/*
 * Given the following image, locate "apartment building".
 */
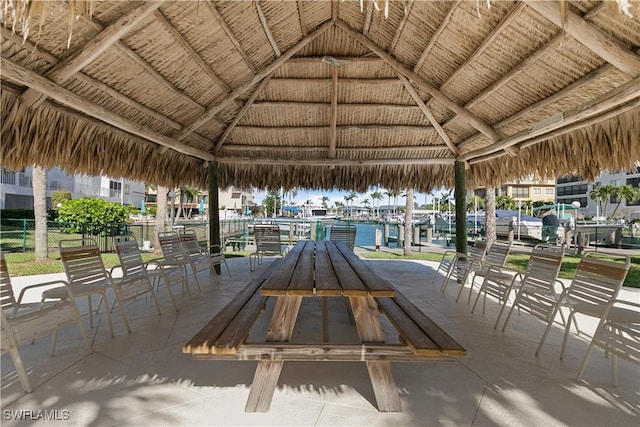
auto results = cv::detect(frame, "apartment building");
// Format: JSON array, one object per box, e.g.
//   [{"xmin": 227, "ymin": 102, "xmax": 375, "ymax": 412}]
[
  {"xmin": 557, "ymin": 164, "xmax": 640, "ymax": 219},
  {"xmin": 472, "ymin": 175, "xmax": 556, "ymax": 204},
  {"xmin": 0, "ymin": 166, "xmax": 145, "ymax": 210}
]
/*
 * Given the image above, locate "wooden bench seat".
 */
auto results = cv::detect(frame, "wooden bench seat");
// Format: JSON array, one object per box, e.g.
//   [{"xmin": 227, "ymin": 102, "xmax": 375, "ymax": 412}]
[
  {"xmin": 376, "ymin": 290, "xmax": 466, "ymax": 357},
  {"xmin": 183, "ymin": 260, "xmax": 281, "ymax": 355}
]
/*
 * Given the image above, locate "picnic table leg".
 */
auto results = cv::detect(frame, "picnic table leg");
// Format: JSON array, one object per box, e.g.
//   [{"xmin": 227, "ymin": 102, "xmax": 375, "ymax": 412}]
[
  {"xmin": 245, "ymin": 295, "xmax": 302, "ymax": 412},
  {"xmin": 349, "ymin": 296, "xmax": 402, "ymax": 412}
]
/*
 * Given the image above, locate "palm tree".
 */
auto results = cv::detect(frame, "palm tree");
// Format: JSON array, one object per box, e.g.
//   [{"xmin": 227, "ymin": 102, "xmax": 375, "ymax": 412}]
[
  {"xmin": 466, "ymin": 194, "xmax": 485, "ymax": 212},
  {"xmin": 384, "ymin": 190, "xmax": 393, "ymax": 217},
  {"xmin": 362, "ymin": 198, "xmax": 371, "ymax": 216},
  {"xmin": 610, "ymin": 184, "xmax": 639, "ymax": 218},
  {"xmin": 370, "ymin": 190, "xmax": 383, "ymax": 218},
  {"xmin": 321, "ymin": 195, "xmax": 329, "ymax": 209},
  {"xmin": 496, "ymin": 194, "xmax": 516, "ymax": 210},
  {"xmin": 589, "ymin": 184, "xmax": 616, "ymax": 218}
]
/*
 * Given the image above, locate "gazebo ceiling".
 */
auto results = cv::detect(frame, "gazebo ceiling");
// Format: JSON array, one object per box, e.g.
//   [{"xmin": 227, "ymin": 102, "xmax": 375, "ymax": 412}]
[{"xmin": 1, "ymin": 0, "xmax": 639, "ymax": 191}]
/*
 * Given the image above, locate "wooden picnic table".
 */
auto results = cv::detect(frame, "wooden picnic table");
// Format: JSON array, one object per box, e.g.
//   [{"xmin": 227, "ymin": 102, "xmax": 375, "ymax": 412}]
[{"xmin": 184, "ymin": 240, "xmax": 465, "ymax": 413}]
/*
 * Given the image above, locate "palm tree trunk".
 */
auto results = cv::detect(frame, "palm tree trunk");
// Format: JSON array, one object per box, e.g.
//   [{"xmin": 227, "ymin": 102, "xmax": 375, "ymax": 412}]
[
  {"xmin": 33, "ymin": 166, "xmax": 48, "ymax": 261},
  {"xmin": 155, "ymin": 186, "xmax": 168, "ymax": 255},
  {"xmin": 404, "ymin": 188, "xmax": 413, "ymax": 256},
  {"xmin": 485, "ymin": 187, "xmax": 497, "ymax": 247}
]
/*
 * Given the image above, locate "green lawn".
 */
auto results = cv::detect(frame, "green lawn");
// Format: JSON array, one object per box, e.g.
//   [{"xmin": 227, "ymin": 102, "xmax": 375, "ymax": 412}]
[{"xmin": 4, "ymin": 248, "xmax": 638, "ymax": 288}]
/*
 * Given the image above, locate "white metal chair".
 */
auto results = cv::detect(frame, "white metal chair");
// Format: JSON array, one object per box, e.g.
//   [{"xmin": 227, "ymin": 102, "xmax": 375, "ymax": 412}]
[
  {"xmin": 159, "ymin": 231, "xmax": 221, "ymax": 290},
  {"xmin": 459, "ymin": 240, "xmax": 512, "ymax": 303},
  {"xmin": 113, "ymin": 237, "xmax": 163, "ymax": 314},
  {"xmin": 536, "ymin": 251, "xmax": 631, "ymax": 358},
  {"xmin": 178, "ymin": 229, "xmax": 230, "ymax": 278},
  {"xmin": 250, "ymin": 224, "xmax": 287, "ymax": 271},
  {"xmin": 1, "ymin": 253, "xmax": 90, "ymax": 393},
  {"xmin": 329, "ymin": 224, "xmax": 357, "ymax": 251},
  {"xmin": 472, "ymin": 244, "xmax": 565, "ymax": 329},
  {"xmin": 576, "ymin": 299, "xmax": 640, "ymax": 386},
  {"xmin": 438, "ymin": 239, "xmax": 487, "ymax": 293}
]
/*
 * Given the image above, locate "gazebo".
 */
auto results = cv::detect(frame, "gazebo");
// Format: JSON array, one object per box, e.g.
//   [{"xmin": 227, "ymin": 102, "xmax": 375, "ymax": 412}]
[{"xmin": 1, "ymin": 0, "xmax": 639, "ymax": 253}]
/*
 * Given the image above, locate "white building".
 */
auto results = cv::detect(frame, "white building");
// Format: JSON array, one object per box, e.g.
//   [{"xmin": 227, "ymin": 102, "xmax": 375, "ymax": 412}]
[
  {"xmin": 556, "ymin": 164, "xmax": 640, "ymax": 220},
  {"xmin": 0, "ymin": 166, "xmax": 146, "ymax": 210}
]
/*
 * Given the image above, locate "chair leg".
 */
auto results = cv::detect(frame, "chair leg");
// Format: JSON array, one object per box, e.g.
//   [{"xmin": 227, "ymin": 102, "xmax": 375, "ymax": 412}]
[
  {"xmin": 87, "ymin": 295, "xmax": 94, "ymax": 329},
  {"xmin": 100, "ymin": 293, "xmax": 115, "ymax": 338},
  {"xmin": 560, "ymin": 312, "xmax": 577, "ymax": 360},
  {"xmin": 148, "ymin": 281, "xmax": 162, "ymax": 316},
  {"xmin": 8, "ymin": 346, "xmax": 32, "ymax": 393},
  {"xmin": 50, "ymin": 329, "xmax": 59, "ymax": 356},
  {"xmin": 536, "ymin": 304, "xmax": 563, "ymax": 357},
  {"xmin": 113, "ymin": 290, "xmax": 131, "ymax": 334}
]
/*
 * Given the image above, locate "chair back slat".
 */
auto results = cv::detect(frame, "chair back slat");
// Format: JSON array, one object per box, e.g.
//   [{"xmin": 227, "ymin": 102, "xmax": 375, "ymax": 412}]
[
  {"xmin": 329, "ymin": 225, "xmax": 357, "ymax": 251},
  {"xmin": 59, "ymin": 239, "xmax": 110, "ymax": 287},
  {"xmin": 254, "ymin": 225, "xmax": 283, "ymax": 255},
  {"xmin": 158, "ymin": 232, "xmax": 188, "ymax": 262},
  {"xmin": 522, "ymin": 245, "xmax": 564, "ymax": 287},
  {"xmin": 484, "ymin": 241, "xmax": 511, "ymax": 267},
  {"xmin": 115, "ymin": 239, "xmax": 146, "ymax": 277},
  {"xmin": 567, "ymin": 252, "xmax": 631, "ymax": 306},
  {"xmin": 0, "ymin": 256, "xmax": 16, "ymax": 309},
  {"xmin": 179, "ymin": 230, "xmax": 205, "ymax": 256}
]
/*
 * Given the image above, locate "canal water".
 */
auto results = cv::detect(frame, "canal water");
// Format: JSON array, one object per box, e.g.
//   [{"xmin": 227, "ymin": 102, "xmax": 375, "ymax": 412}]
[{"xmin": 325, "ymin": 222, "xmax": 449, "ymax": 248}]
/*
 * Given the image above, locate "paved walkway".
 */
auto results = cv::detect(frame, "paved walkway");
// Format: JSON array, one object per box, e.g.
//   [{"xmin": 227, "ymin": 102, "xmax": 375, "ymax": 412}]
[{"xmin": 2, "ymin": 252, "xmax": 639, "ymax": 426}]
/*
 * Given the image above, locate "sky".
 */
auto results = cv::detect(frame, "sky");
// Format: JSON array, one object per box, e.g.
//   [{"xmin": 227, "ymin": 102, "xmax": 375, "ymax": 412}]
[{"xmin": 253, "ymin": 187, "xmax": 451, "ymax": 208}]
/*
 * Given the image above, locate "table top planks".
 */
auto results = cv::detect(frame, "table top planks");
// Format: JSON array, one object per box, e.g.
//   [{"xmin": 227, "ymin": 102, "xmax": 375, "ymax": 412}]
[{"xmin": 314, "ymin": 241, "xmax": 342, "ymax": 296}]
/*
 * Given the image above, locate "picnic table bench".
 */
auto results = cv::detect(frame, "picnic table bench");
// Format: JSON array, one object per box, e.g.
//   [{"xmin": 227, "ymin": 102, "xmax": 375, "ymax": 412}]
[{"xmin": 184, "ymin": 240, "xmax": 466, "ymax": 412}]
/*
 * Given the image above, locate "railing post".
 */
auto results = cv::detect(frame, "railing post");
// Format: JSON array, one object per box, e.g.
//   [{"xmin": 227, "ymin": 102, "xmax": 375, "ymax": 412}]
[{"xmin": 22, "ymin": 218, "xmax": 27, "ymax": 251}]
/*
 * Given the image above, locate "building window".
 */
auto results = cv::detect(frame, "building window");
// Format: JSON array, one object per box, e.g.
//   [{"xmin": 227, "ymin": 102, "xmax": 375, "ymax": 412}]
[
  {"xmin": 512, "ymin": 186, "xmax": 529, "ymax": 199},
  {"xmin": 545, "ymin": 188, "xmax": 554, "ymax": 195},
  {"xmin": 109, "ymin": 180, "xmax": 122, "ymax": 198},
  {"xmin": 533, "ymin": 188, "xmax": 541, "ymax": 195}
]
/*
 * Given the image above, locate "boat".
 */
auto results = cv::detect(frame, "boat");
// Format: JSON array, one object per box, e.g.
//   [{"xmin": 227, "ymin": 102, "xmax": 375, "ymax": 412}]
[
  {"xmin": 573, "ymin": 220, "xmax": 625, "ymax": 245},
  {"xmin": 495, "ymin": 210, "xmax": 548, "ymax": 241}
]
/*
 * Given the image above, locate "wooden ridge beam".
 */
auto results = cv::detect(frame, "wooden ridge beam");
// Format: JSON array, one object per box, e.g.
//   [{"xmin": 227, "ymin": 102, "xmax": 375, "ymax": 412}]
[
  {"xmin": 1, "ymin": 57, "xmax": 214, "ymax": 161},
  {"xmin": 177, "ymin": 21, "xmax": 333, "ymax": 140},
  {"xmin": 215, "ymin": 156, "xmax": 455, "ymax": 166},
  {"xmin": 461, "ymin": 76, "xmax": 640, "ymax": 162},
  {"xmin": 256, "ymin": 0, "xmax": 281, "ymax": 57},
  {"xmin": 221, "ymin": 145, "xmax": 449, "ymax": 153},
  {"xmin": 397, "ymin": 74, "xmax": 459, "ymax": 156},
  {"xmin": 414, "ymin": 0, "xmax": 461, "ymax": 72},
  {"xmin": 525, "ymin": 1, "xmax": 640, "ymax": 77},
  {"xmin": 214, "ymin": 73, "xmax": 274, "ymax": 153},
  {"xmin": 337, "ymin": 20, "xmax": 500, "ymax": 142},
  {"xmin": 206, "ymin": 1, "xmax": 256, "ymax": 73},
  {"xmin": 154, "ymin": 10, "xmax": 230, "ymax": 92},
  {"xmin": 269, "ymin": 78, "xmax": 400, "ymax": 85},
  {"xmin": 251, "ymin": 101, "xmax": 426, "ymax": 109},
  {"xmin": 233, "ymin": 124, "xmax": 435, "ymax": 132},
  {"xmin": 20, "ymin": 1, "xmax": 163, "ymax": 108}
]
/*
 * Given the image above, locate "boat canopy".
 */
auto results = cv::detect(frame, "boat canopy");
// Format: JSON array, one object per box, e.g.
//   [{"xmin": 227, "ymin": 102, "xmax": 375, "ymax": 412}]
[{"xmin": 495, "ymin": 210, "xmax": 542, "ymax": 222}]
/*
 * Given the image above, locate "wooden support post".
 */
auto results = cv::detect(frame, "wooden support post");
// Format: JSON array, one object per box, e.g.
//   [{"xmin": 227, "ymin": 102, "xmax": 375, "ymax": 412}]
[
  {"xmin": 208, "ymin": 162, "xmax": 221, "ymax": 274},
  {"xmin": 455, "ymin": 161, "xmax": 467, "ymax": 255}
]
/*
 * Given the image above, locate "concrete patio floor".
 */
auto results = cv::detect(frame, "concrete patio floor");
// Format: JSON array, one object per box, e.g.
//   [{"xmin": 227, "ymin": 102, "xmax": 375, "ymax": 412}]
[{"xmin": 2, "ymin": 248, "xmax": 639, "ymax": 427}]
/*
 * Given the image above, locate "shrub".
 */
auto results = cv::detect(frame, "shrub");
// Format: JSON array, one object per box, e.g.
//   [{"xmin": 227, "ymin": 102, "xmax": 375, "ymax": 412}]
[{"xmin": 57, "ymin": 197, "xmax": 127, "ymax": 233}]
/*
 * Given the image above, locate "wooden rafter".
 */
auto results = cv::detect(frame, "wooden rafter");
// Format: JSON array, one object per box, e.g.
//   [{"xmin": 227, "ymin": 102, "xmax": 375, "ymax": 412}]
[
  {"xmin": 469, "ymin": 98, "xmax": 639, "ymax": 165},
  {"xmin": 445, "ymin": 33, "xmax": 565, "ymax": 131},
  {"xmin": 20, "ymin": 1, "xmax": 162, "ymax": 108},
  {"xmin": 414, "ymin": 0, "xmax": 461, "ymax": 72},
  {"xmin": 1, "ymin": 57, "xmax": 214, "ymax": 161},
  {"xmin": 215, "ymin": 157, "xmax": 455, "ymax": 166},
  {"xmin": 525, "ymin": 1, "xmax": 640, "ymax": 77},
  {"xmin": 329, "ymin": 67, "xmax": 338, "ymax": 159},
  {"xmin": 271, "ymin": 78, "xmax": 399, "ymax": 85},
  {"xmin": 363, "ymin": 1, "xmax": 374, "ymax": 36},
  {"xmin": 336, "ymin": 20, "xmax": 500, "ymax": 142},
  {"xmin": 214, "ymin": 73, "xmax": 274, "ymax": 153},
  {"xmin": 154, "ymin": 10, "xmax": 230, "ymax": 92},
  {"xmin": 0, "ymin": 27, "xmax": 182, "ymax": 131},
  {"xmin": 458, "ymin": 55, "xmax": 638, "ymax": 152},
  {"xmin": 332, "ymin": 0, "xmax": 339, "ymax": 21},
  {"xmin": 436, "ymin": 2, "xmax": 525, "ymax": 95},
  {"xmin": 251, "ymin": 101, "xmax": 426, "ymax": 110},
  {"xmin": 297, "ymin": 0, "xmax": 307, "ymax": 36},
  {"xmin": 397, "ymin": 74, "xmax": 459, "ymax": 156},
  {"xmin": 256, "ymin": 0, "xmax": 281, "ymax": 57},
  {"xmin": 176, "ymin": 21, "xmax": 333, "ymax": 140},
  {"xmin": 389, "ymin": 0, "xmax": 414, "ymax": 53},
  {"xmin": 205, "ymin": 1, "xmax": 256, "ymax": 73},
  {"xmin": 461, "ymin": 76, "xmax": 640, "ymax": 162}
]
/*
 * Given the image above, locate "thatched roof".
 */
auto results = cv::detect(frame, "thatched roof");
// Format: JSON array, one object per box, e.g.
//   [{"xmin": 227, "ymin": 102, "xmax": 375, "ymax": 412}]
[{"xmin": 1, "ymin": 1, "xmax": 639, "ymax": 191}]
